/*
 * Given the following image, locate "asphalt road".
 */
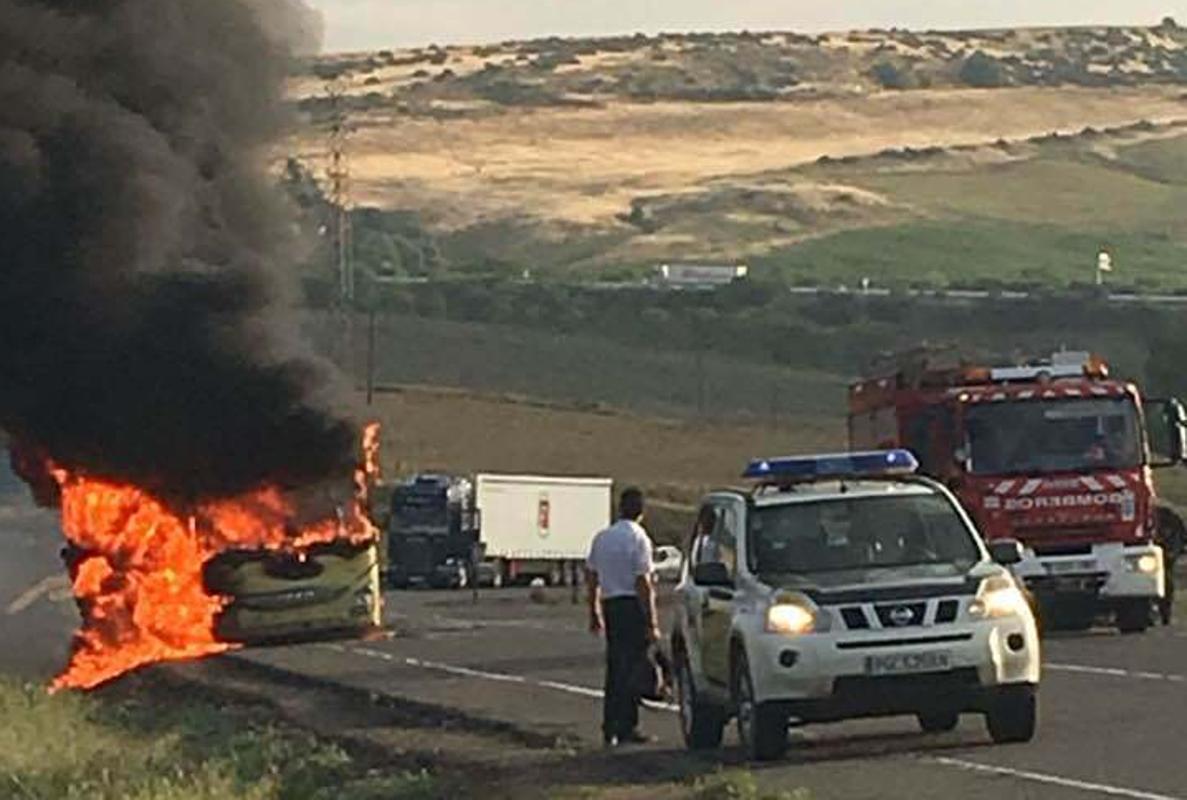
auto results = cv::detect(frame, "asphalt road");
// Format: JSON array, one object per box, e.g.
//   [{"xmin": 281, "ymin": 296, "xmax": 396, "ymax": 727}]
[
  {"xmin": 4, "ymin": 462, "xmax": 1185, "ymax": 799},
  {"xmin": 238, "ymin": 582, "xmax": 1187, "ymax": 800},
  {"xmin": 0, "ymin": 460, "xmax": 75, "ymax": 681}
]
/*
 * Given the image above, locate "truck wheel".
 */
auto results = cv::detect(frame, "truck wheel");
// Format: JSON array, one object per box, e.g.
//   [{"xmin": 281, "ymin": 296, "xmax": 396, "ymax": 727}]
[
  {"xmin": 917, "ymin": 710, "xmax": 960, "ymax": 734},
  {"xmin": 1040, "ymin": 600, "xmax": 1093, "ymax": 633},
  {"xmin": 547, "ymin": 563, "xmax": 564, "ymax": 587},
  {"xmin": 676, "ymin": 656, "xmax": 724, "ymax": 750},
  {"xmin": 1116, "ymin": 600, "xmax": 1152, "ymax": 634},
  {"xmin": 986, "ymin": 685, "xmax": 1037, "ymax": 744},
  {"xmin": 733, "ymin": 650, "xmax": 788, "ymax": 762}
]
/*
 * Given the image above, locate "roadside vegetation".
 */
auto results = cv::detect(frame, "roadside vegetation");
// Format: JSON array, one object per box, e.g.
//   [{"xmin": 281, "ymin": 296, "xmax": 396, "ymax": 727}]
[
  {"xmin": 691, "ymin": 771, "xmax": 812, "ymax": 800},
  {"xmin": 320, "ymin": 284, "xmax": 1187, "ymax": 411},
  {"xmin": 0, "ymin": 676, "xmax": 437, "ymax": 800}
]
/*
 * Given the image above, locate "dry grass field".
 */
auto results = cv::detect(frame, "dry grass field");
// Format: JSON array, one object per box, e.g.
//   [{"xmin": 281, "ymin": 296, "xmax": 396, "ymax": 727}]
[
  {"xmin": 364, "ymin": 385, "xmax": 841, "ymax": 502},
  {"xmin": 278, "ymin": 25, "xmax": 1187, "ymax": 285},
  {"xmin": 289, "ymin": 87, "xmax": 1187, "ymax": 230}
]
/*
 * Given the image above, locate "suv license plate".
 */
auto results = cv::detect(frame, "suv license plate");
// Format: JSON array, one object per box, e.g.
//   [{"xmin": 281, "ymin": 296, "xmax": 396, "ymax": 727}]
[{"xmin": 864, "ymin": 651, "xmax": 951, "ymax": 676}]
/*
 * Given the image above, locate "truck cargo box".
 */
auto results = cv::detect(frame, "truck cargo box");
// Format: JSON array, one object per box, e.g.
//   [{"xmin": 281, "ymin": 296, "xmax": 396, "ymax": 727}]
[{"xmin": 475, "ymin": 474, "xmax": 611, "ymax": 561}]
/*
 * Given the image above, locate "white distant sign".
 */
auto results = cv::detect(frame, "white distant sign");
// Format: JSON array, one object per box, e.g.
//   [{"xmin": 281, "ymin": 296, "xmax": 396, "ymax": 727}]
[
  {"xmin": 1096, "ymin": 251, "xmax": 1112, "ymax": 286},
  {"xmin": 657, "ymin": 263, "xmax": 748, "ymax": 287}
]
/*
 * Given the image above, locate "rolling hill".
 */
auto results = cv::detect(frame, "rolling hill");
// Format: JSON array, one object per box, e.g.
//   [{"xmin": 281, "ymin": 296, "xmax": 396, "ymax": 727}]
[{"xmin": 282, "ymin": 24, "xmax": 1187, "ymax": 289}]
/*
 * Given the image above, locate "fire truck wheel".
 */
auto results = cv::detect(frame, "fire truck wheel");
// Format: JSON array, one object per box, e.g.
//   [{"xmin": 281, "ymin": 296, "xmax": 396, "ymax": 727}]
[
  {"xmin": 1040, "ymin": 601, "xmax": 1093, "ymax": 633},
  {"xmin": 1116, "ymin": 600, "xmax": 1152, "ymax": 634}
]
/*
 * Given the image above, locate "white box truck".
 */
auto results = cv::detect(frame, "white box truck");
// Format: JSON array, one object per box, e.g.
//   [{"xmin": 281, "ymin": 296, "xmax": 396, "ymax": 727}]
[
  {"xmin": 475, "ymin": 473, "xmax": 611, "ymax": 586},
  {"xmin": 385, "ymin": 472, "xmax": 611, "ymax": 588}
]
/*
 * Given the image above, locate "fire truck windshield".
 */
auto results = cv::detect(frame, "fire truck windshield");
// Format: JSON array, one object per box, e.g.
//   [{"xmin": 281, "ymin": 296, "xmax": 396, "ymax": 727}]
[
  {"xmin": 749, "ymin": 494, "xmax": 981, "ymax": 577},
  {"xmin": 965, "ymin": 396, "xmax": 1140, "ymax": 476}
]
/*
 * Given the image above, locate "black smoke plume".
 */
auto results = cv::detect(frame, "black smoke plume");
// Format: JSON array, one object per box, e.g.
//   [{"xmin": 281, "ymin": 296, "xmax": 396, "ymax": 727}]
[{"xmin": 0, "ymin": 0, "xmax": 355, "ymax": 502}]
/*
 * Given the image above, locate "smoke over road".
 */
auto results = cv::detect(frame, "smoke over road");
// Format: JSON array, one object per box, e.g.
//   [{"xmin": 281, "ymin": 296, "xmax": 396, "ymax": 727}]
[{"xmin": 0, "ymin": 0, "xmax": 352, "ymax": 502}]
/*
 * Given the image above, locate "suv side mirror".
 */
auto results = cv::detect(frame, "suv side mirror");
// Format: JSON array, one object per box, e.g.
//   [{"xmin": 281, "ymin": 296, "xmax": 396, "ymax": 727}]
[
  {"xmin": 1144, "ymin": 398, "xmax": 1187, "ymax": 468},
  {"xmin": 692, "ymin": 561, "xmax": 733, "ymax": 587},
  {"xmin": 988, "ymin": 539, "xmax": 1025, "ymax": 566}
]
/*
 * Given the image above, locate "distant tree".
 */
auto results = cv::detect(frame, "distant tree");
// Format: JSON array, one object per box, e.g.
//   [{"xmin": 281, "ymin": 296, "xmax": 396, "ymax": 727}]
[
  {"xmin": 1160, "ymin": 16, "xmax": 1180, "ymax": 30},
  {"xmin": 870, "ymin": 61, "xmax": 917, "ymax": 90},
  {"xmin": 959, "ymin": 51, "xmax": 1008, "ymax": 88}
]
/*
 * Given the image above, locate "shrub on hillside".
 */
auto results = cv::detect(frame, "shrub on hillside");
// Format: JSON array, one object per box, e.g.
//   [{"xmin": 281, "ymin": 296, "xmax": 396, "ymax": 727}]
[
  {"xmin": 959, "ymin": 50, "xmax": 1008, "ymax": 87},
  {"xmin": 870, "ymin": 61, "xmax": 918, "ymax": 89}
]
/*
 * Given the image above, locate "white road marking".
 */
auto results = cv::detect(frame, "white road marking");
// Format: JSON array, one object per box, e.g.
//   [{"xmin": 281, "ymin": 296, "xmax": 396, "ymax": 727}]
[
  {"xmin": 931, "ymin": 757, "xmax": 1183, "ymax": 800},
  {"xmin": 335, "ymin": 643, "xmax": 679, "ymax": 712},
  {"xmin": 1046, "ymin": 662, "xmax": 1186, "ymax": 684},
  {"xmin": 317, "ymin": 643, "xmax": 1184, "ymax": 796},
  {"xmin": 5, "ymin": 575, "xmax": 71, "ymax": 614}
]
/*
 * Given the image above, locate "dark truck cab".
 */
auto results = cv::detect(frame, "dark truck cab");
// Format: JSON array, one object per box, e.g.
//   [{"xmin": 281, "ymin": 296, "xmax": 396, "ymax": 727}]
[{"xmin": 386, "ymin": 474, "xmax": 480, "ymax": 588}]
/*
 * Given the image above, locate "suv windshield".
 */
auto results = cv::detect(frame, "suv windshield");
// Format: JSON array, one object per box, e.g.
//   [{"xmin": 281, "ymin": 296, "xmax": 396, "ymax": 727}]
[
  {"xmin": 965, "ymin": 396, "xmax": 1140, "ymax": 476},
  {"xmin": 749, "ymin": 493, "xmax": 981, "ymax": 577}
]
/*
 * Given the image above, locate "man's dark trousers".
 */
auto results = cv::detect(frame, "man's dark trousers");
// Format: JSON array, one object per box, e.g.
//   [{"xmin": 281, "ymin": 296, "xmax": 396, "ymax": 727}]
[{"xmin": 602, "ymin": 595, "xmax": 647, "ymax": 741}]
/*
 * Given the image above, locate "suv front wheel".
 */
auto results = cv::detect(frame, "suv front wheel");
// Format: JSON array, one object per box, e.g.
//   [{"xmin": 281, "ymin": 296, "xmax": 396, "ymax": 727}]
[
  {"xmin": 733, "ymin": 649, "xmax": 788, "ymax": 761},
  {"xmin": 985, "ymin": 685, "xmax": 1037, "ymax": 744},
  {"xmin": 676, "ymin": 653, "xmax": 725, "ymax": 749}
]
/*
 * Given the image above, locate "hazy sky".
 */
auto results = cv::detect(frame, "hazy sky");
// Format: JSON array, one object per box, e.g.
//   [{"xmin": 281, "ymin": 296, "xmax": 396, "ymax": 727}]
[{"xmin": 308, "ymin": 1, "xmax": 1186, "ymax": 52}]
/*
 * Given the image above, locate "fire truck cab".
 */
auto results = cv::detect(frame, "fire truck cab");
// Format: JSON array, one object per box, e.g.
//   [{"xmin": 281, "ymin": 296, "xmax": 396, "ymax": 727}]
[{"xmin": 849, "ymin": 351, "xmax": 1187, "ymax": 633}]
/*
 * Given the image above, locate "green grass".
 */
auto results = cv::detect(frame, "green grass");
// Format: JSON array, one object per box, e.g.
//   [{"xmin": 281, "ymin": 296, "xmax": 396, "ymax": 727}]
[
  {"xmin": 756, "ymin": 218, "xmax": 1187, "ymax": 289},
  {"xmin": 0, "ymin": 677, "xmax": 437, "ymax": 800},
  {"xmin": 756, "ymin": 134, "xmax": 1187, "ymax": 290},
  {"xmin": 691, "ymin": 771, "xmax": 812, "ymax": 800},
  {"xmin": 855, "ymin": 156, "xmax": 1187, "ymax": 232},
  {"xmin": 353, "ymin": 314, "xmax": 849, "ymax": 420},
  {"xmin": 1113, "ymin": 136, "xmax": 1187, "ymax": 186}
]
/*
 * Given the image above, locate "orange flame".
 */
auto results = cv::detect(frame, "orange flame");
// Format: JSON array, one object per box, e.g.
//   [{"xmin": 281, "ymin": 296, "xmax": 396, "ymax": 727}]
[{"xmin": 50, "ymin": 423, "xmax": 381, "ymax": 691}]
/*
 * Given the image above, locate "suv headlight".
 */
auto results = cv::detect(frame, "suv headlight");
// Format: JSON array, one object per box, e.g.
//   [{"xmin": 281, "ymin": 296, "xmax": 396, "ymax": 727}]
[
  {"xmin": 1125, "ymin": 553, "xmax": 1160, "ymax": 574},
  {"xmin": 969, "ymin": 575, "xmax": 1029, "ymax": 620},
  {"xmin": 766, "ymin": 601, "xmax": 815, "ymax": 635}
]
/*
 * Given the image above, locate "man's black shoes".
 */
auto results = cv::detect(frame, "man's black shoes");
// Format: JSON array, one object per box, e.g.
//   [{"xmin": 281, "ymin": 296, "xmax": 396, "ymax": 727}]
[{"xmin": 618, "ymin": 730, "xmax": 656, "ymax": 745}]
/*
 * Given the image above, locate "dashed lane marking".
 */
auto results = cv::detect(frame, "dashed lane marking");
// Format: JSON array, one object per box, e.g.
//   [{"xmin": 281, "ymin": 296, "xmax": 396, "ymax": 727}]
[
  {"xmin": 931, "ymin": 757, "xmax": 1184, "ymax": 800},
  {"xmin": 1046, "ymin": 662, "xmax": 1186, "ymax": 684},
  {"xmin": 327, "ymin": 643, "xmax": 679, "ymax": 711},
  {"xmin": 5, "ymin": 575, "xmax": 71, "ymax": 615},
  {"xmin": 322, "ymin": 644, "xmax": 1184, "ymax": 799}
]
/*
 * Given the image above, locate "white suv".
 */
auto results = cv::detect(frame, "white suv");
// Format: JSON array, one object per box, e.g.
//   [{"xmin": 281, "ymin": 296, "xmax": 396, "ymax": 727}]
[{"xmin": 670, "ymin": 451, "xmax": 1041, "ymax": 761}]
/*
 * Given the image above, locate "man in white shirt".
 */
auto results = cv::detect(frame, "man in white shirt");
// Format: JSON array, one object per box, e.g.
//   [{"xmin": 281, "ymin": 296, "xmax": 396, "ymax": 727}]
[{"xmin": 586, "ymin": 487, "xmax": 659, "ymax": 747}]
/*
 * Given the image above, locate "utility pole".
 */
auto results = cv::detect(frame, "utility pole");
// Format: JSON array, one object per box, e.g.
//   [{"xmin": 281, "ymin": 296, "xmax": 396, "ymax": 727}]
[
  {"xmin": 325, "ymin": 79, "xmax": 356, "ymax": 377},
  {"xmin": 326, "ymin": 79, "xmax": 355, "ymax": 306}
]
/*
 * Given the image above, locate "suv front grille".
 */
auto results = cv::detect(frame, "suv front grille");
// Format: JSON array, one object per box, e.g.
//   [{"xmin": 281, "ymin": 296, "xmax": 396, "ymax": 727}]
[
  {"xmin": 874, "ymin": 602, "xmax": 926, "ymax": 628},
  {"xmin": 841, "ymin": 607, "xmax": 870, "ymax": 630},
  {"xmin": 935, "ymin": 599, "xmax": 959, "ymax": 623},
  {"xmin": 834, "ymin": 597, "xmax": 967, "ymax": 630}
]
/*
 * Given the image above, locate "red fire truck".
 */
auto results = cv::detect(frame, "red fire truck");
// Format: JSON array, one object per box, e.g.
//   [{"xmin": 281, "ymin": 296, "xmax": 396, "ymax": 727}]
[{"xmin": 849, "ymin": 350, "xmax": 1186, "ymax": 633}]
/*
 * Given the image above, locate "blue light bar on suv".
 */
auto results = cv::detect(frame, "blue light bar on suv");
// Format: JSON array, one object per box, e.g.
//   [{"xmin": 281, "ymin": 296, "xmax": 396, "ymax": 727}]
[{"xmin": 742, "ymin": 450, "xmax": 919, "ymax": 481}]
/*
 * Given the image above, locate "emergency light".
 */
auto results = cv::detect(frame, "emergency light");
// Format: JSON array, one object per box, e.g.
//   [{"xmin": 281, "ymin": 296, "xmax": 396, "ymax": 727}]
[{"xmin": 743, "ymin": 450, "xmax": 919, "ymax": 481}]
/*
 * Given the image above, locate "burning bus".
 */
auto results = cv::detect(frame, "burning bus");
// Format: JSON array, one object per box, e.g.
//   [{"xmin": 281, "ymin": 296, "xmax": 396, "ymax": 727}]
[{"xmin": 10, "ymin": 425, "xmax": 385, "ymax": 690}]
